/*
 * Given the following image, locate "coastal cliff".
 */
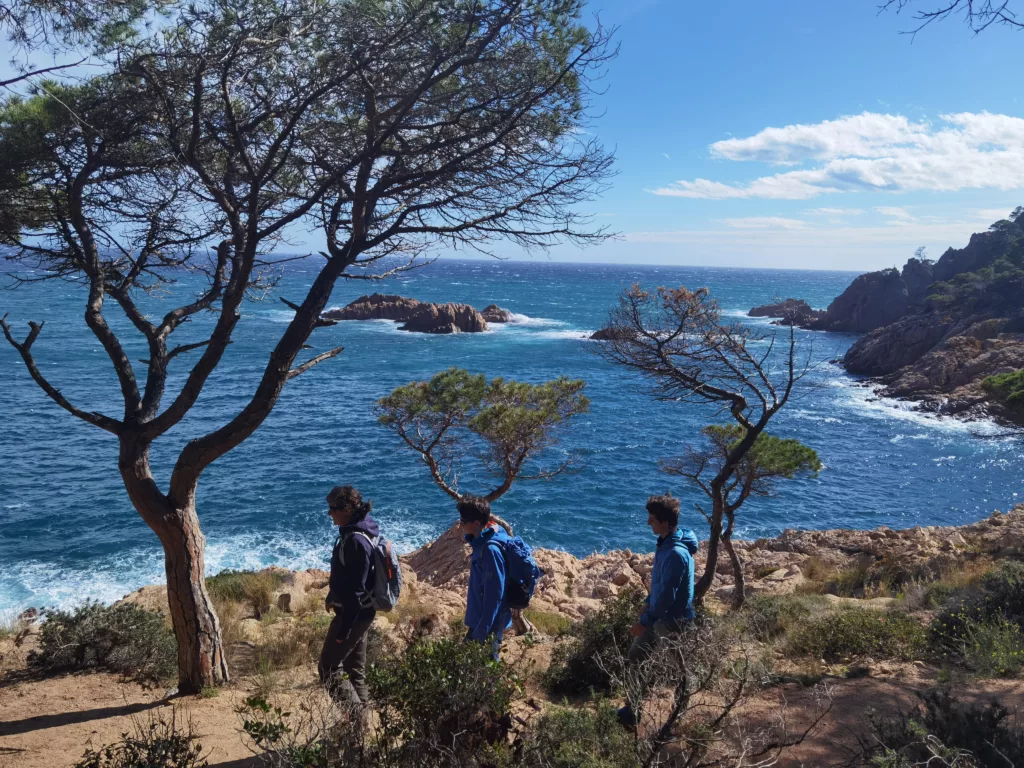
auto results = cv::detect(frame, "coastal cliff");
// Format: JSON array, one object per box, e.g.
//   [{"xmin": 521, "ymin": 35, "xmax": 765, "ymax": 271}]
[{"xmin": 750, "ymin": 213, "xmax": 1024, "ymax": 424}]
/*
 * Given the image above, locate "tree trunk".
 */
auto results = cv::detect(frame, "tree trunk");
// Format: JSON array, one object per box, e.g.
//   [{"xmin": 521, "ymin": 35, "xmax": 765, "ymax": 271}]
[
  {"xmin": 156, "ymin": 499, "xmax": 229, "ymax": 693},
  {"xmin": 120, "ymin": 438, "xmax": 228, "ymax": 693},
  {"xmin": 693, "ymin": 494, "xmax": 724, "ymax": 601},
  {"xmin": 721, "ymin": 515, "xmax": 745, "ymax": 610}
]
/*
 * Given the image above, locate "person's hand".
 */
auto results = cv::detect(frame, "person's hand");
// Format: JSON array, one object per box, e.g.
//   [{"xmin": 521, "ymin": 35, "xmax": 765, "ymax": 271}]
[
  {"xmin": 629, "ymin": 622, "xmax": 645, "ymax": 638},
  {"xmin": 324, "ymin": 598, "xmax": 331, "ymax": 613}
]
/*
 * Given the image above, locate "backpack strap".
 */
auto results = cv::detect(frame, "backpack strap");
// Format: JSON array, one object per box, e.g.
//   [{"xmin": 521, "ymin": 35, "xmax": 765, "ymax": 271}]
[{"xmin": 338, "ymin": 530, "xmax": 378, "ymax": 565}]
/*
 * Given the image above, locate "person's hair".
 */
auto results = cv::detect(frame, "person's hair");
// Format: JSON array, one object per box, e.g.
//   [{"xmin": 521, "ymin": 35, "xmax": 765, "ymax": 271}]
[
  {"xmin": 456, "ymin": 495, "xmax": 491, "ymax": 525},
  {"xmin": 646, "ymin": 494, "xmax": 680, "ymax": 528},
  {"xmin": 326, "ymin": 485, "xmax": 372, "ymax": 521}
]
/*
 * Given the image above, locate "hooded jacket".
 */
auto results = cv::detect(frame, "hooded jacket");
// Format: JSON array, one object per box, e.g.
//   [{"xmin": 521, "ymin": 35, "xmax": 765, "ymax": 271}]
[
  {"xmin": 464, "ymin": 523, "xmax": 514, "ymax": 643},
  {"xmin": 327, "ymin": 513, "xmax": 379, "ymax": 624},
  {"xmin": 639, "ymin": 528, "xmax": 699, "ymax": 627}
]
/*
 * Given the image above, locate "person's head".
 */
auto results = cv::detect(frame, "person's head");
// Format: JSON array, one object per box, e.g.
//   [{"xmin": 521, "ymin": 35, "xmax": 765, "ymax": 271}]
[
  {"xmin": 457, "ymin": 495, "xmax": 491, "ymax": 539},
  {"xmin": 645, "ymin": 494, "xmax": 679, "ymax": 538},
  {"xmin": 326, "ymin": 485, "xmax": 372, "ymax": 528}
]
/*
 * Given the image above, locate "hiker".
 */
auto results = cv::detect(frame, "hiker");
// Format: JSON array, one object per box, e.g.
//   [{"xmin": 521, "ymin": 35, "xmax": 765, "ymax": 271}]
[
  {"xmin": 319, "ymin": 485, "xmax": 380, "ymax": 708},
  {"xmin": 618, "ymin": 493, "xmax": 699, "ymax": 727},
  {"xmin": 458, "ymin": 495, "xmax": 516, "ymax": 658}
]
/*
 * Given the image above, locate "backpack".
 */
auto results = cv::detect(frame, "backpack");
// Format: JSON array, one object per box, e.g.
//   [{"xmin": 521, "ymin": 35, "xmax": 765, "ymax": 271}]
[
  {"xmin": 341, "ymin": 531, "xmax": 403, "ymax": 612},
  {"xmin": 491, "ymin": 535, "xmax": 543, "ymax": 610}
]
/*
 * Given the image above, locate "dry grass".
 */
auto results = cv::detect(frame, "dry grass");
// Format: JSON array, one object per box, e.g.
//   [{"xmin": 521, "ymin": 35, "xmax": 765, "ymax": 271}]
[{"xmin": 206, "ymin": 570, "xmax": 285, "ymax": 618}]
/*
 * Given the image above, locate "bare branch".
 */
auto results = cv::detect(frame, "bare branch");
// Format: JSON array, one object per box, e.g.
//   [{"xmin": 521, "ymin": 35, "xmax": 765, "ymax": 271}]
[{"xmin": 286, "ymin": 346, "xmax": 344, "ymax": 380}]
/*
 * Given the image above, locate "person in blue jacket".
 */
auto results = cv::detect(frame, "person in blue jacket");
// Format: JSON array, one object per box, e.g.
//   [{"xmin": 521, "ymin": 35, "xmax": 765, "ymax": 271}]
[
  {"xmin": 458, "ymin": 495, "xmax": 513, "ymax": 658},
  {"xmin": 319, "ymin": 485, "xmax": 378, "ymax": 709},
  {"xmin": 619, "ymin": 493, "xmax": 699, "ymax": 726}
]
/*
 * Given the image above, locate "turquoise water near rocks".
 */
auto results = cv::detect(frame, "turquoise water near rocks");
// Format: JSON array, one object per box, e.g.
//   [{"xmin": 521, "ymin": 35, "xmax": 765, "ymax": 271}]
[{"xmin": 2, "ymin": 258, "xmax": 1022, "ymax": 613}]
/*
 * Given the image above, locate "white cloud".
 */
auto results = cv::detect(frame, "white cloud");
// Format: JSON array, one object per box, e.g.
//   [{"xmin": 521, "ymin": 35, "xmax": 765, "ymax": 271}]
[
  {"xmin": 806, "ymin": 207, "xmax": 864, "ymax": 216},
  {"xmin": 652, "ymin": 112, "xmax": 1024, "ymax": 200},
  {"xmin": 719, "ymin": 216, "xmax": 809, "ymax": 230},
  {"xmin": 874, "ymin": 206, "xmax": 916, "ymax": 221},
  {"xmin": 662, "ymin": 152, "xmax": 671, "ymax": 160}
]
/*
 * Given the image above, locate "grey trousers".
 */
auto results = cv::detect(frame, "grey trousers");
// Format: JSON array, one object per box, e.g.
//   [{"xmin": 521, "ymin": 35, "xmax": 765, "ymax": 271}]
[{"xmin": 318, "ymin": 611, "xmax": 375, "ymax": 705}]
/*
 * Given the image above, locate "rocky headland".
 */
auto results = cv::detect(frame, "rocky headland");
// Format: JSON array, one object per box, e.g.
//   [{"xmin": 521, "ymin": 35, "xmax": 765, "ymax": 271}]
[
  {"xmin": 749, "ymin": 213, "xmax": 1024, "ymax": 425},
  {"xmin": 323, "ymin": 294, "xmax": 515, "ymax": 334}
]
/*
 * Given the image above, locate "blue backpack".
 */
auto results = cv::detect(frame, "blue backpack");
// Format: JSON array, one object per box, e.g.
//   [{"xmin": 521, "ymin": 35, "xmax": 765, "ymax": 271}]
[{"xmin": 492, "ymin": 535, "xmax": 543, "ymax": 610}]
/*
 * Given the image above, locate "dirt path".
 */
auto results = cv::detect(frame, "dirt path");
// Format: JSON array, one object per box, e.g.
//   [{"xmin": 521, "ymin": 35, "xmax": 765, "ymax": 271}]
[{"xmin": 0, "ymin": 672, "xmax": 259, "ymax": 768}]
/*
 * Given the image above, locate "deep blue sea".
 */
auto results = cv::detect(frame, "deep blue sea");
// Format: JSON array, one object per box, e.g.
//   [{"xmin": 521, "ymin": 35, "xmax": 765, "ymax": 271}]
[{"xmin": 2, "ymin": 258, "xmax": 1023, "ymax": 615}]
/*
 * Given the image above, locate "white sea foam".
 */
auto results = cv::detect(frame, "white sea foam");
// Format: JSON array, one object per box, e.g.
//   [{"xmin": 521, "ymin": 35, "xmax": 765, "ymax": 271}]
[
  {"xmin": 505, "ymin": 313, "xmax": 563, "ymax": 327},
  {"xmin": 833, "ymin": 377, "xmax": 1017, "ymax": 439},
  {"xmin": 0, "ymin": 520, "xmax": 442, "ymax": 614}
]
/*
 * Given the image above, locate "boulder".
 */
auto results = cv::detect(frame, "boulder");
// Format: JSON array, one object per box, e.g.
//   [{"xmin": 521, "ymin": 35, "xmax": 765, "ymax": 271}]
[
  {"xmin": 323, "ymin": 293, "xmax": 489, "ymax": 334},
  {"xmin": 323, "ymin": 293, "xmax": 422, "ymax": 321},
  {"xmin": 748, "ymin": 298, "xmax": 822, "ymax": 326},
  {"xmin": 480, "ymin": 304, "xmax": 514, "ymax": 323},
  {"xmin": 399, "ymin": 302, "xmax": 488, "ymax": 334},
  {"xmin": 590, "ymin": 326, "xmax": 635, "ymax": 341}
]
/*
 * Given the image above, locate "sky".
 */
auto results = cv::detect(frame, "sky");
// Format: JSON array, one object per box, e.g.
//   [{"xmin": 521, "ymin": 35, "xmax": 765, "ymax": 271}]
[
  {"xmin": 532, "ymin": 0, "xmax": 1024, "ymax": 270},
  {"xmin": 4, "ymin": 1, "xmax": 1024, "ymax": 271}
]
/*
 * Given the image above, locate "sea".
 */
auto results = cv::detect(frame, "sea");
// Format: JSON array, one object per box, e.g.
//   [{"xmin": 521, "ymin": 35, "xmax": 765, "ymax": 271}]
[{"xmin": 2, "ymin": 258, "xmax": 1022, "ymax": 615}]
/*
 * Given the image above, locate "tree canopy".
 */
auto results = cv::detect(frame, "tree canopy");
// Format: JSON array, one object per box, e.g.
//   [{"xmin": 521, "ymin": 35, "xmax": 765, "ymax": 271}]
[{"xmin": 376, "ymin": 367, "xmax": 589, "ymax": 502}]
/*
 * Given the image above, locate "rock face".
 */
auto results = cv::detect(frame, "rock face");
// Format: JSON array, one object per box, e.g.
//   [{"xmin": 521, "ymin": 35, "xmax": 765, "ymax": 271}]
[
  {"xmin": 754, "ymin": 218, "xmax": 1024, "ymax": 425},
  {"xmin": 748, "ymin": 298, "xmax": 821, "ymax": 326},
  {"xmin": 809, "ymin": 268, "xmax": 913, "ymax": 334},
  {"xmin": 323, "ymin": 293, "xmax": 489, "ymax": 334},
  {"xmin": 480, "ymin": 304, "xmax": 514, "ymax": 323},
  {"xmin": 399, "ymin": 303, "xmax": 488, "ymax": 334}
]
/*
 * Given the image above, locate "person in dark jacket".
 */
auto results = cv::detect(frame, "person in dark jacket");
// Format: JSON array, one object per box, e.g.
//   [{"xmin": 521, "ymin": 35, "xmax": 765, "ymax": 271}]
[
  {"xmin": 319, "ymin": 485, "xmax": 378, "ymax": 707},
  {"xmin": 458, "ymin": 495, "xmax": 513, "ymax": 658},
  {"xmin": 618, "ymin": 493, "xmax": 699, "ymax": 727}
]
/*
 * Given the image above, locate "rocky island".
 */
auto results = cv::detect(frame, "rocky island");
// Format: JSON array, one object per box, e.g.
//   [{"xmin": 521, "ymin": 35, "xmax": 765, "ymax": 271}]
[
  {"xmin": 750, "ymin": 212, "xmax": 1024, "ymax": 425},
  {"xmin": 322, "ymin": 293, "xmax": 514, "ymax": 334}
]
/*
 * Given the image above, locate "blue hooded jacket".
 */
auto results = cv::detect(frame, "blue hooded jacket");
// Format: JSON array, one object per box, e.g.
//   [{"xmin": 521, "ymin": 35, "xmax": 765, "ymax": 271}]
[
  {"xmin": 639, "ymin": 528, "xmax": 699, "ymax": 627},
  {"xmin": 464, "ymin": 524, "xmax": 514, "ymax": 642}
]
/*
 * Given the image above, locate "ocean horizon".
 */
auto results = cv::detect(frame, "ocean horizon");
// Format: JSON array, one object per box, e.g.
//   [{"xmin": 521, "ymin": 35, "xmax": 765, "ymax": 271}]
[{"xmin": 2, "ymin": 257, "xmax": 1022, "ymax": 615}]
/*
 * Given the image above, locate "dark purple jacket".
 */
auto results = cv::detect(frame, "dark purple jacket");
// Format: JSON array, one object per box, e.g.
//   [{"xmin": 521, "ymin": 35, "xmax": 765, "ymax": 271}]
[{"xmin": 327, "ymin": 514, "xmax": 378, "ymax": 624}]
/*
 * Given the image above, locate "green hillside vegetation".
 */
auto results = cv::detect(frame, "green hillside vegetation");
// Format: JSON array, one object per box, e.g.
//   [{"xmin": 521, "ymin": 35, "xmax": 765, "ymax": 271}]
[{"xmin": 925, "ymin": 216, "xmax": 1024, "ymax": 313}]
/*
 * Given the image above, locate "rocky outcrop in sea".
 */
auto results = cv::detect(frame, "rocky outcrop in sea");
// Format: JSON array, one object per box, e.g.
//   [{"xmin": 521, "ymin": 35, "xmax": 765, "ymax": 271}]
[{"xmin": 323, "ymin": 293, "xmax": 489, "ymax": 334}]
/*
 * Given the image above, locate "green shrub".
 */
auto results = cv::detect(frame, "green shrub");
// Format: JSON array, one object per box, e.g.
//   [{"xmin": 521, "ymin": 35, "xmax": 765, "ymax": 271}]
[
  {"xmin": 205, "ymin": 569, "xmax": 285, "ymax": 617},
  {"xmin": 740, "ymin": 594, "xmax": 826, "ymax": 642},
  {"xmin": 983, "ymin": 369, "xmax": 1024, "ymax": 412},
  {"xmin": 786, "ymin": 609, "xmax": 926, "ymax": 662},
  {"xmin": 74, "ymin": 711, "xmax": 206, "ymax": 768},
  {"xmin": 369, "ymin": 636, "xmax": 522, "ymax": 759},
  {"xmin": 525, "ymin": 702, "xmax": 638, "ymax": 768},
  {"xmin": 864, "ymin": 687, "xmax": 1024, "ymax": 768},
  {"xmin": 931, "ymin": 615, "xmax": 1024, "ymax": 678},
  {"xmin": 32, "ymin": 601, "xmax": 176, "ymax": 683},
  {"xmin": 544, "ymin": 589, "xmax": 644, "ymax": 696},
  {"xmin": 524, "ymin": 608, "xmax": 572, "ymax": 637}
]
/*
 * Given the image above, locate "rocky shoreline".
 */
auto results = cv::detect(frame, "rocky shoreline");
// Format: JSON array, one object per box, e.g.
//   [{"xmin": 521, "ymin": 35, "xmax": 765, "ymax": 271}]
[
  {"xmin": 104, "ymin": 505, "xmax": 1024, "ymax": 628},
  {"xmin": 749, "ymin": 215, "xmax": 1024, "ymax": 427}
]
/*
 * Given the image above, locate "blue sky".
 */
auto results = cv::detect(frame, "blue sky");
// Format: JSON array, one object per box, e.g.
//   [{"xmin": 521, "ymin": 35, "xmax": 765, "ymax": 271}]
[
  {"xmin": 537, "ymin": 0, "xmax": 1024, "ymax": 270},
  {"xmin": 4, "ymin": 1, "xmax": 1024, "ymax": 271}
]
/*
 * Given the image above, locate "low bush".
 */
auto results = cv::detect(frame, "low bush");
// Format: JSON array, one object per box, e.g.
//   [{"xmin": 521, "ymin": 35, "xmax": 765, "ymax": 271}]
[
  {"xmin": 241, "ymin": 636, "xmax": 522, "ymax": 768},
  {"xmin": 369, "ymin": 636, "xmax": 521, "ymax": 758},
  {"xmin": 256, "ymin": 613, "xmax": 332, "ymax": 671},
  {"xmin": 786, "ymin": 609, "xmax": 926, "ymax": 662},
  {"xmin": 74, "ymin": 711, "xmax": 206, "ymax": 768},
  {"xmin": 740, "ymin": 594, "xmax": 826, "ymax": 642},
  {"xmin": 864, "ymin": 687, "xmax": 1024, "ymax": 767},
  {"xmin": 523, "ymin": 608, "xmax": 572, "ymax": 636},
  {"xmin": 205, "ymin": 569, "xmax": 285, "ymax": 618},
  {"xmin": 524, "ymin": 702, "xmax": 637, "ymax": 768},
  {"xmin": 983, "ymin": 369, "xmax": 1024, "ymax": 413},
  {"xmin": 31, "ymin": 601, "xmax": 176, "ymax": 684},
  {"xmin": 543, "ymin": 589, "xmax": 644, "ymax": 696}
]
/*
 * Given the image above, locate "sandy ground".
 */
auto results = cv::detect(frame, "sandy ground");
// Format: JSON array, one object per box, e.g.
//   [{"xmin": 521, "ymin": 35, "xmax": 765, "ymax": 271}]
[{"xmin": 0, "ymin": 670, "xmax": 260, "ymax": 768}]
